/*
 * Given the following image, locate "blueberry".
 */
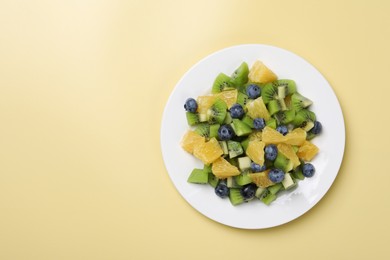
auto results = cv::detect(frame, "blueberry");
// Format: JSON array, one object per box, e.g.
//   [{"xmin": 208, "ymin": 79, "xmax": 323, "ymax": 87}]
[
  {"xmin": 265, "ymin": 144, "xmax": 278, "ymax": 161},
  {"xmin": 229, "ymin": 103, "xmax": 245, "ymax": 119},
  {"xmin": 240, "ymin": 183, "xmax": 257, "ymax": 200},
  {"xmin": 302, "ymin": 163, "xmax": 315, "ymax": 177},
  {"xmin": 218, "ymin": 125, "xmax": 235, "ymax": 141},
  {"xmin": 310, "ymin": 121, "xmax": 322, "ymax": 135},
  {"xmin": 253, "ymin": 118, "xmax": 266, "ymax": 130},
  {"xmin": 251, "ymin": 162, "xmax": 267, "ymax": 172},
  {"xmin": 184, "ymin": 98, "xmax": 198, "ymax": 113},
  {"xmin": 215, "ymin": 181, "xmax": 229, "ymax": 198},
  {"xmin": 276, "ymin": 125, "xmax": 288, "ymax": 136},
  {"xmin": 268, "ymin": 169, "xmax": 285, "ymax": 183},
  {"xmin": 246, "ymin": 84, "xmax": 261, "ymax": 99}
]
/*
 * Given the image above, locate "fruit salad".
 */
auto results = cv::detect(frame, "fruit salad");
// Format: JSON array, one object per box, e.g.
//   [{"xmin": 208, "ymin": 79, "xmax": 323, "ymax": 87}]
[{"xmin": 181, "ymin": 60, "xmax": 322, "ymax": 206}]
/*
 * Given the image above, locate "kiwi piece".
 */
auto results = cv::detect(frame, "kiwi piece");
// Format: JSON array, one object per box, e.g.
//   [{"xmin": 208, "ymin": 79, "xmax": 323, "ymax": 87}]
[
  {"xmin": 238, "ymin": 156, "xmax": 251, "ymax": 171},
  {"xmin": 291, "ymin": 168, "xmax": 305, "ymax": 180},
  {"xmin": 231, "ymin": 62, "xmax": 249, "ymax": 87},
  {"xmin": 227, "ymin": 176, "xmax": 241, "ymax": 188},
  {"xmin": 273, "ymin": 79, "xmax": 297, "ymax": 97},
  {"xmin": 195, "ymin": 123, "xmax": 210, "ymax": 138},
  {"xmin": 261, "ymin": 192, "xmax": 277, "ymax": 205},
  {"xmin": 235, "ymin": 172, "xmax": 253, "ymax": 186},
  {"xmin": 302, "ymin": 121, "xmax": 315, "ymax": 132},
  {"xmin": 255, "ymin": 187, "xmax": 267, "ymax": 198},
  {"xmin": 203, "ymin": 164, "xmax": 212, "ymax": 173},
  {"xmin": 229, "ymin": 188, "xmax": 245, "ymax": 205},
  {"xmin": 262, "ymin": 84, "xmax": 278, "ymax": 104},
  {"xmin": 292, "ymin": 109, "xmax": 316, "ymax": 127},
  {"xmin": 237, "ymin": 92, "xmax": 250, "ymax": 106},
  {"xmin": 267, "ymin": 98, "xmax": 287, "ymax": 116},
  {"xmin": 219, "ymin": 141, "xmax": 229, "ymax": 155},
  {"xmin": 187, "ymin": 169, "xmax": 208, "ymax": 184},
  {"xmin": 291, "ymin": 93, "xmax": 313, "ymax": 111},
  {"xmin": 240, "ymin": 138, "xmax": 250, "ymax": 151},
  {"xmin": 266, "ymin": 118, "xmax": 277, "ymax": 129},
  {"xmin": 186, "ymin": 112, "xmax": 200, "ymax": 126},
  {"xmin": 227, "ymin": 140, "xmax": 243, "ymax": 158},
  {"xmin": 306, "ymin": 132, "xmax": 316, "ymax": 140},
  {"xmin": 207, "ymin": 99, "xmax": 227, "ymax": 124},
  {"xmin": 208, "ymin": 172, "xmax": 219, "ymax": 188},
  {"xmin": 282, "ymin": 173, "xmax": 296, "ymax": 190},
  {"xmin": 212, "ymin": 73, "xmax": 234, "ymax": 94},
  {"xmin": 274, "ymin": 153, "xmax": 293, "ymax": 173},
  {"xmin": 231, "ymin": 119, "xmax": 252, "ymax": 136},
  {"xmin": 268, "ymin": 183, "xmax": 283, "ymax": 195},
  {"xmin": 228, "ymin": 157, "xmax": 239, "ymax": 167},
  {"xmin": 209, "ymin": 124, "xmax": 220, "ymax": 138},
  {"xmin": 242, "ymin": 115, "xmax": 254, "ymax": 128},
  {"xmin": 274, "ymin": 110, "xmax": 296, "ymax": 125}
]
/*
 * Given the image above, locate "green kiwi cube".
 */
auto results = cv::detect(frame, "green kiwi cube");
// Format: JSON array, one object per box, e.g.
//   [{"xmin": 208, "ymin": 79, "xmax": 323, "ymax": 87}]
[
  {"xmin": 187, "ymin": 169, "xmax": 208, "ymax": 184},
  {"xmin": 267, "ymin": 99, "xmax": 281, "ymax": 116},
  {"xmin": 274, "ymin": 110, "xmax": 296, "ymax": 125},
  {"xmin": 232, "ymin": 119, "xmax": 252, "ymax": 136},
  {"xmin": 223, "ymin": 112, "xmax": 232, "ymax": 124},
  {"xmin": 228, "ymin": 158, "xmax": 239, "ymax": 167},
  {"xmin": 209, "ymin": 124, "xmax": 220, "ymax": 138},
  {"xmin": 207, "ymin": 99, "xmax": 227, "ymax": 124},
  {"xmin": 227, "ymin": 140, "xmax": 243, "ymax": 158},
  {"xmin": 230, "ymin": 62, "xmax": 249, "ymax": 87},
  {"xmin": 242, "ymin": 115, "xmax": 254, "ymax": 128},
  {"xmin": 219, "ymin": 141, "xmax": 229, "ymax": 155},
  {"xmin": 282, "ymin": 173, "xmax": 296, "ymax": 190},
  {"xmin": 302, "ymin": 121, "xmax": 314, "ymax": 132},
  {"xmin": 227, "ymin": 176, "xmax": 241, "ymax": 188},
  {"xmin": 203, "ymin": 164, "xmax": 212, "ymax": 173},
  {"xmin": 195, "ymin": 123, "xmax": 210, "ymax": 138},
  {"xmin": 274, "ymin": 153, "xmax": 293, "ymax": 173},
  {"xmin": 255, "ymin": 187, "xmax": 267, "ymax": 199},
  {"xmin": 186, "ymin": 112, "xmax": 200, "ymax": 126},
  {"xmin": 240, "ymin": 138, "xmax": 250, "ymax": 151},
  {"xmin": 238, "ymin": 156, "xmax": 251, "ymax": 171},
  {"xmin": 262, "ymin": 83, "xmax": 278, "ymax": 104},
  {"xmin": 261, "ymin": 192, "xmax": 277, "ymax": 205},
  {"xmin": 234, "ymin": 172, "xmax": 253, "ymax": 186},
  {"xmin": 212, "ymin": 73, "xmax": 234, "ymax": 94},
  {"xmin": 292, "ymin": 168, "xmax": 305, "ymax": 180},
  {"xmin": 229, "ymin": 188, "xmax": 245, "ymax": 206},
  {"xmin": 291, "ymin": 93, "xmax": 313, "ymax": 111},
  {"xmin": 268, "ymin": 183, "xmax": 283, "ymax": 195},
  {"xmin": 208, "ymin": 172, "xmax": 219, "ymax": 188},
  {"xmin": 266, "ymin": 118, "xmax": 277, "ymax": 129},
  {"xmin": 237, "ymin": 92, "xmax": 250, "ymax": 106}
]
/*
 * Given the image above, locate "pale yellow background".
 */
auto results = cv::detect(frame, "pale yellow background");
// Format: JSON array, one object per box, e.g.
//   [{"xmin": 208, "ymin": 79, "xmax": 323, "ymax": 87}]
[{"xmin": 0, "ymin": 0, "xmax": 389, "ymax": 259}]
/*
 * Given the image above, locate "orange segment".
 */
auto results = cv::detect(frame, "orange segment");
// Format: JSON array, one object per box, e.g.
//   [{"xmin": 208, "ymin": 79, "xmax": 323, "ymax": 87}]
[
  {"xmin": 246, "ymin": 140, "xmax": 265, "ymax": 165},
  {"xmin": 211, "ymin": 157, "xmax": 240, "ymax": 179},
  {"xmin": 248, "ymin": 170, "xmax": 274, "ymax": 188},
  {"xmin": 193, "ymin": 137, "xmax": 223, "ymax": 165},
  {"xmin": 248, "ymin": 131, "xmax": 262, "ymax": 141},
  {"xmin": 216, "ymin": 89, "xmax": 238, "ymax": 109},
  {"xmin": 181, "ymin": 130, "xmax": 206, "ymax": 154},
  {"xmin": 246, "ymin": 97, "xmax": 270, "ymax": 120},
  {"xmin": 261, "ymin": 126, "xmax": 286, "ymax": 145},
  {"xmin": 277, "ymin": 143, "xmax": 301, "ymax": 169},
  {"xmin": 284, "ymin": 128, "xmax": 307, "ymax": 146},
  {"xmin": 197, "ymin": 95, "xmax": 216, "ymax": 114},
  {"xmin": 297, "ymin": 141, "xmax": 319, "ymax": 161},
  {"xmin": 248, "ymin": 60, "xmax": 278, "ymax": 84}
]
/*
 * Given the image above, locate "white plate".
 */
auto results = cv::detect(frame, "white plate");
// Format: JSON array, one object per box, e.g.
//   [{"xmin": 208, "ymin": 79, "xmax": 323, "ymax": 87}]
[{"xmin": 160, "ymin": 44, "xmax": 345, "ymax": 229}]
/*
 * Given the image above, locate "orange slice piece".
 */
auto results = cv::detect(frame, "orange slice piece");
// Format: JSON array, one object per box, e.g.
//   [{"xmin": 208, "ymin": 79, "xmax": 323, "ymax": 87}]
[
  {"xmin": 211, "ymin": 157, "xmax": 240, "ymax": 179},
  {"xmin": 297, "ymin": 141, "xmax": 319, "ymax": 161}
]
